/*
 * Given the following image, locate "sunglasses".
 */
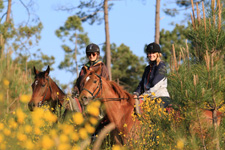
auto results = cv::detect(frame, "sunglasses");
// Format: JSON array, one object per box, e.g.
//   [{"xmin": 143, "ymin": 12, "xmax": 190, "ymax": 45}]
[{"xmin": 87, "ymin": 53, "xmax": 97, "ymax": 57}]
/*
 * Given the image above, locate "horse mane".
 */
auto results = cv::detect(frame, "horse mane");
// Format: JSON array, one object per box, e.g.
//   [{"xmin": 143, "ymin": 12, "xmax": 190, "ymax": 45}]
[{"xmin": 108, "ymin": 80, "xmax": 134, "ymax": 105}]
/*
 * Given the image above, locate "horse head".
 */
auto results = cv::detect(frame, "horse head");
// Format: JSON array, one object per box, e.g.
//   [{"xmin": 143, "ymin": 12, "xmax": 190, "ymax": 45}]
[
  {"xmin": 79, "ymin": 70, "xmax": 102, "ymax": 106},
  {"xmin": 28, "ymin": 66, "xmax": 57, "ymax": 111}
]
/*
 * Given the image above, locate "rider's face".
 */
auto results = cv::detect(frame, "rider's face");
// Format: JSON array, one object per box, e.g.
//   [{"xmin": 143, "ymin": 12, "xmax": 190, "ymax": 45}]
[
  {"xmin": 147, "ymin": 52, "xmax": 158, "ymax": 61},
  {"xmin": 87, "ymin": 52, "xmax": 98, "ymax": 61}
]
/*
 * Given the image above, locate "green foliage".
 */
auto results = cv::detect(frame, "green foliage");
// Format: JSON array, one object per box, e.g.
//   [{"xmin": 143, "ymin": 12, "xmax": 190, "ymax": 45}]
[
  {"xmin": 186, "ymin": 20, "xmax": 225, "ymax": 61},
  {"xmin": 56, "ymin": 15, "xmax": 89, "ymax": 75},
  {"xmin": 75, "ymin": 0, "xmax": 113, "ymax": 25},
  {"xmin": 160, "ymin": 24, "xmax": 190, "ymax": 63},
  {"xmin": 0, "ymin": 52, "xmax": 32, "ymax": 117},
  {"xmin": 109, "ymin": 43, "xmax": 146, "ymax": 92}
]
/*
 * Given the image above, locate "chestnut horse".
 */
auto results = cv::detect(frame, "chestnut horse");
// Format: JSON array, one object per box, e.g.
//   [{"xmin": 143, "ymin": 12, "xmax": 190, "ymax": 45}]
[
  {"xmin": 79, "ymin": 70, "xmax": 139, "ymax": 144},
  {"xmin": 28, "ymin": 66, "xmax": 82, "ymax": 113},
  {"xmin": 79, "ymin": 70, "xmax": 223, "ymax": 145}
]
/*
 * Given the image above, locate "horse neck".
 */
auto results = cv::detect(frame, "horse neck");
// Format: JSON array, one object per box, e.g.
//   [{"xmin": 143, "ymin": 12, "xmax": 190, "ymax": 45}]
[
  {"xmin": 101, "ymin": 80, "xmax": 135, "ymax": 133},
  {"xmin": 49, "ymin": 78, "xmax": 66, "ymax": 101}
]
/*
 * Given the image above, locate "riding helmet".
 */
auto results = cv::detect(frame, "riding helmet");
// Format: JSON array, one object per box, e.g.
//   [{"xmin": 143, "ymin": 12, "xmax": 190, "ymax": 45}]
[
  {"xmin": 146, "ymin": 42, "xmax": 161, "ymax": 53},
  {"xmin": 86, "ymin": 43, "xmax": 100, "ymax": 54}
]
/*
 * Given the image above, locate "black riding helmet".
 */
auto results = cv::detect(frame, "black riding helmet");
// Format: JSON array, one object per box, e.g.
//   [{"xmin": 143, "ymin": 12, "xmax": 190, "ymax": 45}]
[
  {"xmin": 86, "ymin": 43, "xmax": 100, "ymax": 55},
  {"xmin": 146, "ymin": 42, "xmax": 161, "ymax": 53}
]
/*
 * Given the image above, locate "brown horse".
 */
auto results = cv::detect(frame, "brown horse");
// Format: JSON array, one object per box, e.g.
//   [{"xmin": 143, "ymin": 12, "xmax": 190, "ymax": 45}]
[
  {"xmin": 79, "ymin": 70, "xmax": 223, "ymax": 145},
  {"xmin": 28, "ymin": 66, "xmax": 82, "ymax": 113},
  {"xmin": 79, "ymin": 70, "xmax": 139, "ymax": 144}
]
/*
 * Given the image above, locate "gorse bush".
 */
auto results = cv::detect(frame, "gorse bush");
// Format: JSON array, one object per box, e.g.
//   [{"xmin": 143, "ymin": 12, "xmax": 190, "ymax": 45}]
[{"xmin": 0, "ymin": 53, "xmax": 32, "ymax": 117}]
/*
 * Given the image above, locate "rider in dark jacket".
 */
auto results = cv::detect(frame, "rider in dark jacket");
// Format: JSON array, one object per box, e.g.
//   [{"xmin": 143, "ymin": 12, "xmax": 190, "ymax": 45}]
[{"xmin": 73, "ymin": 43, "xmax": 109, "ymax": 95}]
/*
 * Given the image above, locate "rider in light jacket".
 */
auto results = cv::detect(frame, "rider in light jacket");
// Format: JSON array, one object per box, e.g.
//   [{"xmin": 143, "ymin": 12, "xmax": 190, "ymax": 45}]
[{"xmin": 134, "ymin": 42, "xmax": 170, "ymax": 108}]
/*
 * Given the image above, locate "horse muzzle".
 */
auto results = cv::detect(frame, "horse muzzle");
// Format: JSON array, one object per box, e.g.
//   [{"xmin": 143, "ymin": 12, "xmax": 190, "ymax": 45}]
[
  {"xmin": 80, "ymin": 95, "xmax": 92, "ymax": 106},
  {"xmin": 28, "ymin": 101, "xmax": 35, "ymax": 111}
]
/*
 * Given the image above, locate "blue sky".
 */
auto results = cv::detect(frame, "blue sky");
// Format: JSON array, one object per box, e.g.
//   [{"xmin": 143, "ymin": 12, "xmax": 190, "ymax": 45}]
[{"xmin": 12, "ymin": 0, "xmax": 186, "ymax": 90}]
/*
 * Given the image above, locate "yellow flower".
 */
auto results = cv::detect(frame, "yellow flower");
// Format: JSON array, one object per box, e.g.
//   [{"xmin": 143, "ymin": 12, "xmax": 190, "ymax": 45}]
[
  {"xmin": 92, "ymin": 100, "xmax": 101, "ymax": 107},
  {"xmin": 16, "ymin": 108, "xmax": 26, "ymax": 124},
  {"xmin": 177, "ymin": 138, "xmax": 184, "ymax": 149},
  {"xmin": 34, "ymin": 127, "xmax": 41, "ymax": 135},
  {"xmin": 17, "ymin": 132, "xmax": 27, "ymax": 142},
  {"xmin": 62, "ymin": 124, "xmax": 74, "ymax": 135},
  {"xmin": 3, "ymin": 79, "xmax": 9, "ymax": 87},
  {"xmin": 87, "ymin": 105, "xmax": 100, "ymax": 117},
  {"xmin": 0, "ymin": 143, "xmax": 6, "ymax": 150},
  {"xmin": 70, "ymin": 132, "xmax": 79, "ymax": 142},
  {"xmin": 43, "ymin": 110, "xmax": 57, "ymax": 123},
  {"xmin": 32, "ymin": 108, "xmax": 45, "ymax": 127},
  {"xmin": 85, "ymin": 123, "xmax": 95, "ymax": 134},
  {"xmin": 59, "ymin": 134, "xmax": 69, "ymax": 143},
  {"xmin": 112, "ymin": 144, "xmax": 122, "ymax": 150},
  {"xmin": 24, "ymin": 125, "xmax": 32, "ymax": 134},
  {"xmin": 42, "ymin": 135, "xmax": 54, "ymax": 149},
  {"xmin": 0, "ymin": 93, "xmax": 3, "ymax": 102},
  {"xmin": 123, "ymin": 123, "xmax": 127, "ymax": 127},
  {"xmin": 89, "ymin": 117, "xmax": 98, "ymax": 125},
  {"xmin": 0, "ymin": 134, "xmax": 4, "ymax": 143},
  {"xmin": 49, "ymin": 129, "xmax": 57, "ymax": 138},
  {"xmin": 24, "ymin": 139, "xmax": 34, "ymax": 150},
  {"xmin": 20, "ymin": 94, "xmax": 31, "ymax": 103},
  {"xmin": 3, "ymin": 128, "xmax": 11, "ymax": 136},
  {"xmin": 57, "ymin": 143, "xmax": 70, "ymax": 150},
  {"xmin": 8, "ymin": 118, "xmax": 18, "ymax": 129},
  {"xmin": 72, "ymin": 145, "xmax": 80, "ymax": 150},
  {"xmin": 0, "ymin": 123, "xmax": 4, "ymax": 130},
  {"xmin": 57, "ymin": 92, "xmax": 59, "ymax": 95},
  {"xmin": 73, "ymin": 112, "xmax": 84, "ymax": 125},
  {"xmin": 79, "ymin": 128, "xmax": 88, "ymax": 140}
]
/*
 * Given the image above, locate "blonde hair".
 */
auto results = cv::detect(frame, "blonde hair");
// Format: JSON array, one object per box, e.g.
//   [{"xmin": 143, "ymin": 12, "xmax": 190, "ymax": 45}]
[{"xmin": 156, "ymin": 53, "xmax": 162, "ymax": 65}]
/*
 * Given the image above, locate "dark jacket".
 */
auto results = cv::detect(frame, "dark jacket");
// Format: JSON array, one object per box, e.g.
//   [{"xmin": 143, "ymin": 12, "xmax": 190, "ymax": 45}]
[
  {"xmin": 73, "ymin": 60, "xmax": 109, "ymax": 95},
  {"xmin": 135, "ymin": 61, "xmax": 168, "ymax": 97}
]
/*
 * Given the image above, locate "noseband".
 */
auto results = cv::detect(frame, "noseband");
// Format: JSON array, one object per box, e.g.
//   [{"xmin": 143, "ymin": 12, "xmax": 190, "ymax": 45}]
[
  {"xmin": 38, "ymin": 77, "xmax": 52, "ymax": 107},
  {"xmin": 82, "ymin": 73, "xmax": 102, "ymax": 99}
]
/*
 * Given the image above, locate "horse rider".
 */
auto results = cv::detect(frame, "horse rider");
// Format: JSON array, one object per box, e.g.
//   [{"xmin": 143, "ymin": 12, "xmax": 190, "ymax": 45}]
[
  {"xmin": 134, "ymin": 42, "xmax": 171, "ymax": 108},
  {"xmin": 73, "ymin": 43, "xmax": 110, "ymax": 96}
]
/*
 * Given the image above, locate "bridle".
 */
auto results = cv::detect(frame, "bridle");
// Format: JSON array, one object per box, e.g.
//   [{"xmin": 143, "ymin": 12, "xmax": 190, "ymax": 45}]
[
  {"xmin": 38, "ymin": 77, "xmax": 52, "ymax": 107},
  {"xmin": 82, "ymin": 73, "xmax": 102, "ymax": 99},
  {"xmin": 81, "ymin": 73, "xmax": 129, "ymax": 102}
]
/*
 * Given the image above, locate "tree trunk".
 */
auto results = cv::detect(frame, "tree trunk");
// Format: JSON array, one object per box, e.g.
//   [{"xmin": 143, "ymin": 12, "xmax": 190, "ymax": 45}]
[
  {"xmin": 0, "ymin": 0, "xmax": 12, "ymax": 56},
  {"xmin": 213, "ymin": 107, "xmax": 220, "ymax": 150},
  {"xmin": 74, "ymin": 33, "xmax": 79, "ymax": 77},
  {"xmin": 104, "ymin": 0, "xmax": 112, "ymax": 80},
  {"xmin": 155, "ymin": 0, "xmax": 160, "ymax": 44}
]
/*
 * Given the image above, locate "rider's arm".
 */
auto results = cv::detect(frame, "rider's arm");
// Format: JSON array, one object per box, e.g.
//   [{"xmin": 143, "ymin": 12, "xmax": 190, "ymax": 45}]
[{"xmin": 134, "ymin": 66, "xmax": 148, "ymax": 95}]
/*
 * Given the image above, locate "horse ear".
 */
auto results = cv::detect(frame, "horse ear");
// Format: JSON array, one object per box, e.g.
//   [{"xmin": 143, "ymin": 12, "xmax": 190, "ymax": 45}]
[
  {"xmin": 34, "ymin": 66, "xmax": 39, "ymax": 75},
  {"xmin": 45, "ymin": 66, "xmax": 50, "ymax": 77}
]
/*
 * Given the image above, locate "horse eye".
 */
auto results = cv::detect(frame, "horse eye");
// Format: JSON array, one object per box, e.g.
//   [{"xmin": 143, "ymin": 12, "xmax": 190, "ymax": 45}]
[{"xmin": 93, "ymin": 80, "xmax": 97, "ymax": 83}]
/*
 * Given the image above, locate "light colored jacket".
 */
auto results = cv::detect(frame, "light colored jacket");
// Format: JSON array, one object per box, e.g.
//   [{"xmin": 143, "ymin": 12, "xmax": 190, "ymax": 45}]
[{"xmin": 142, "ymin": 77, "xmax": 170, "ymax": 98}]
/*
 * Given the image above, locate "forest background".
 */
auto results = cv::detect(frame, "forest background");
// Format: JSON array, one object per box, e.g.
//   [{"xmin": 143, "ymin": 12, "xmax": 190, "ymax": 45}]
[
  {"xmin": 0, "ymin": 0, "xmax": 225, "ymax": 149},
  {"xmin": 0, "ymin": 0, "xmax": 196, "ymax": 93}
]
